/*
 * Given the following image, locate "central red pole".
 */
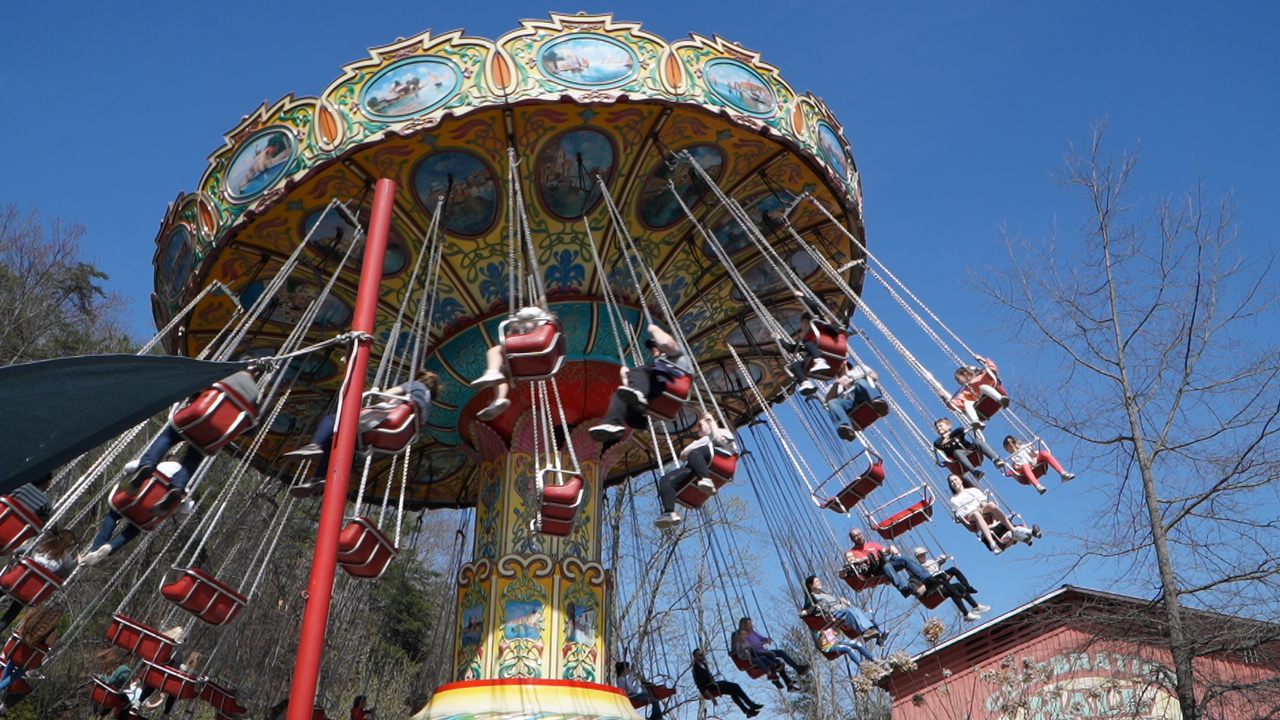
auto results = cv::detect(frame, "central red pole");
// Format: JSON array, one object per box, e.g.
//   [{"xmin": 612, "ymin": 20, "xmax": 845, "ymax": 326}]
[{"xmin": 287, "ymin": 179, "xmax": 396, "ymax": 720}]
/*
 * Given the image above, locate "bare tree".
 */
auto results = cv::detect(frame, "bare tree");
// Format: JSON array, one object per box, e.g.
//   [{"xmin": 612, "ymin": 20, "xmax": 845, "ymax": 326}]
[
  {"xmin": 979, "ymin": 122, "xmax": 1280, "ymax": 719},
  {"xmin": 0, "ymin": 202, "xmax": 132, "ymax": 364}
]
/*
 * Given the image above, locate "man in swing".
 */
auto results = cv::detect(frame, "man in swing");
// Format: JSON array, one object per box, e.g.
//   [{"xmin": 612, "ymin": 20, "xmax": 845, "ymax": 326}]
[
  {"xmin": 589, "ymin": 324, "xmax": 694, "ymax": 443},
  {"xmin": 691, "ymin": 647, "xmax": 763, "ymax": 718},
  {"xmin": 844, "ymin": 528, "xmax": 933, "ymax": 600},
  {"xmin": 825, "ymin": 362, "xmax": 890, "ymax": 441}
]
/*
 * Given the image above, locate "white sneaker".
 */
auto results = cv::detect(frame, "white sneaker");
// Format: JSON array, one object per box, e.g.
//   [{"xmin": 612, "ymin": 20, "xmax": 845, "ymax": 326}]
[
  {"xmin": 654, "ymin": 512, "xmax": 682, "ymax": 529},
  {"xmin": 1061, "ymin": 472, "xmax": 1076, "ymax": 482},
  {"xmin": 695, "ymin": 478, "xmax": 717, "ymax": 495},
  {"xmin": 79, "ymin": 545, "xmax": 112, "ymax": 567},
  {"xmin": 618, "ymin": 385, "xmax": 649, "ymax": 410},
  {"xmin": 973, "ymin": 604, "xmax": 992, "ymax": 614},
  {"xmin": 470, "ymin": 370, "xmax": 507, "ymax": 389},
  {"xmin": 284, "ymin": 443, "xmax": 324, "ymax": 458},
  {"xmin": 797, "ymin": 380, "xmax": 817, "ymax": 396},
  {"xmin": 476, "ymin": 398, "xmax": 511, "ymax": 421},
  {"xmin": 589, "ymin": 424, "xmax": 626, "ymax": 442},
  {"xmin": 122, "ymin": 460, "xmax": 140, "ymax": 474},
  {"xmin": 964, "ymin": 611, "xmax": 981, "ymax": 622},
  {"xmin": 810, "ymin": 358, "xmax": 831, "ymax": 372}
]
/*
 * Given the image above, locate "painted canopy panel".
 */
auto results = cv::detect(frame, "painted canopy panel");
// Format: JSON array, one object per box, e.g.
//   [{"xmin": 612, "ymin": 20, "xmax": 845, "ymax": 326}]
[{"xmin": 151, "ymin": 14, "xmax": 867, "ymax": 509}]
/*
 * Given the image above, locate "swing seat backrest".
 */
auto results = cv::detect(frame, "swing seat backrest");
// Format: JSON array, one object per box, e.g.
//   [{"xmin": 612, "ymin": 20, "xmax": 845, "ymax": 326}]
[
  {"xmin": 0, "ymin": 557, "xmax": 63, "ymax": 607},
  {"xmin": 171, "ymin": 381, "xmax": 260, "ymax": 456},
  {"xmin": 106, "ymin": 614, "xmax": 177, "ymax": 664},
  {"xmin": 646, "ymin": 373, "xmax": 693, "ymax": 422},
  {"xmin": 502, "ymin": 318, "xmax": 567, "ymax": 382},
  {"xmin": 706, "ymin": 448, "xmax": 739, "ymax": 485},
  {"xmin": 847, "ymin": 399, "xmax": 882, "ymax": 432},
  {"xmin": 803, "ymin": 321, "xmax": 849, "ymax": 361},
  {"xmin": 337, "ymin": 517, "xmax": 399, "ymax": 579},
  {"xmin": 0, "ymin": 496, "xmax": 44, "ymax": 556},
  {"xmin": 807, "ymin": 357, "xmax": 846, "ymax": 382},
  {"xmin": 140, "ymin": 660, "xmax": 202, "ymax": 700},
  {"xmin": 647, "ymin": 683, "xmax": 677, "ymax": 702},
  {"xmin": 943, "ymin": 450, "xmax": 985, "ymax": 476},
  {"xmin": 831, "ymin": 461, "xmax": 886, "ymax": 513},
  {"xmin": 161, "ymin": 567, "xmax": 248, "ymax": 626},
  {"xmin": 357, "ymin": 401, "xmax": 420, "ymax": 456},
  {"xmin": 800, "ymin": 613, "xmax": 838, "ymax": 633},
  {"xmin": 919, "ymin": 589, "xmax": 948, "ymax": 610},
  {"xmin": 200, "ymin": 678, "xmax": 248, "ymax": 716},
  {"xmin": 730, "ymin": 653, "xmax": 768, "ymax": 679},
  {"xmin": 110, "ymin": 467, "xmax": 183, "ymax": 531},
  {"xmin": 2, "ymin": 633, "xmax": 49, "ymax": 669},
  {"xmin": 873, "ymin": 494, "xmax": 935, "ymax": 540},
  {"xmin": 92, "ymin": 677, "xmax": 132, "ymax": 709},
  {"xmin": 839, "ymin": 566, "xmax": 889, "ymax": 593}
]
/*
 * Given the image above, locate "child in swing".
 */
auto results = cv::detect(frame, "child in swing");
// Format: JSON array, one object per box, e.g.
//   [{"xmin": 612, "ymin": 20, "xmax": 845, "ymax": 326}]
[
  {"xmin": 590, "ymin": 325, "xmax": 694, "ymax": 443},
  {"xmin": 1002, "ymin": 436, "xmax": 1075, "ymax": 494},
  {"xmin": 470, "ymin": 306, "xmax": 558, "ymax": 421},
  {"xmin": 949, "ymin": 356, "xmax": 1009, "ymax": 430}
]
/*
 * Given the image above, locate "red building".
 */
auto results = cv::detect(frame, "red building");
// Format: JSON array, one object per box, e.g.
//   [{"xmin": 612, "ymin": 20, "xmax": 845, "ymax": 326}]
[{"xmin": 884, "ymin": 586, "xmax": 1280, "ymax": 720}]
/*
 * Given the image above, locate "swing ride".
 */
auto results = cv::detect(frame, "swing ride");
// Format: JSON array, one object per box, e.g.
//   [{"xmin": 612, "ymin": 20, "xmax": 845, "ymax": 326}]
[{"xmin": 0, "ymin": 13, "xmax": 1077, "ymax": 720}]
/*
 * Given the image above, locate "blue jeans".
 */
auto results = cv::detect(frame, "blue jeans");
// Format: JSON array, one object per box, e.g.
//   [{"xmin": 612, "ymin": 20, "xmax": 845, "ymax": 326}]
[
  {"xmin": 0, "ymin": 659, "xmax": 23, "ymax": 692},
  {"xmin": 139, "ymin": 425, "xmax": 204, "ymax": 487},
  {"xmin": 883, "ymin": 555, "xmax": 931, "ymax": 594},
  {"xmin": 827, "ymin": 382, "xmax": 881, "ymax": 427},
  {"xmin": 308, "ymin": 414, "xmax": 338, "ymax": 479},
  {"xmin": 752, "ymin": 648, "xmax": 803, "ymax": 673},
  {"xmin": 834, "ymin": 606, "xmax": 877, "ymax": 636},
  {"xmin": 829, "ymin": 641, "xmax": 875, "ymax": 663}
]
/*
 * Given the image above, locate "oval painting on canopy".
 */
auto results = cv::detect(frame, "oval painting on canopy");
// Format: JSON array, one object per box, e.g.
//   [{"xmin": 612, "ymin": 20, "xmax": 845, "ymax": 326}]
[
  {"xmin": 538, "ymin": 34, "xmax": 639, "ymax": 88},
  {"xmin": 816, "ymin": 122, "xmax": 851, "ymax": 180},
  {"xmin": 536, "ymin": 128, "xmax": 616, "ymax": 219},
  {"xmin": 302, "ymin": 208, "xmax": 408, "ymax": 275},
  {"xmin": 415, "ymin": 448, "xmax": 468, "ymax": 485},
  {"xmin": 412, "ymin": 151, "xmax": 499, "ymax": 237},
  {"xmin": 225, "ymin": 128, "xmax": 295, "ymax": 201},
  {"xmin": 360, "ymin": 57, "xmax": 461, "ymax": 120},
  {"xmin": 160, "ymin": 226, "xmax": 194, "ymax": 301},
  {"xmin": 706, "ymin": 190, "xmax": 795, "ymax": 258},
  {"xmin": 704, "ymin": 59, "xmax": 777, "ymax": 116},
  {"xmin": 638, "ymin": 144, "xmax": 726, "ymax": 229},
  {"xmin": 239, "ymin": 277, "xmax": 352, "ymax": 329}
]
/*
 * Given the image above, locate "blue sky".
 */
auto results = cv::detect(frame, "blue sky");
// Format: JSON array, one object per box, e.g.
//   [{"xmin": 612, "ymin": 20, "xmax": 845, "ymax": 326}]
[{"xmin": 3, "ymin": 0, "xmax": 1278, "ymax": 668}]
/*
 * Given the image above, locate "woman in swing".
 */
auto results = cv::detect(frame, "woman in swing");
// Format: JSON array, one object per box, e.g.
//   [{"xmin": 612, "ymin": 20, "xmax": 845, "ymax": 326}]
[
  {"xmin": 1002, "ymin": 435, "xmax": 1075, "ymax": 494},
  {"xmin": 801, "ymin": 575, "xmax": 887, "ymax": 646},
  {"xmin": 949, "ymin": 356, "xmax": 1009, "ymax": 430},
  {"xmin": 654, "ymin": 413, "xmax": 737, "ymax": 529},
  {"xmin": 947, "ymin": 474, "xmax": 1040, "ymax": 554},
  {"xmin": 470, "ymin": 305, "xmax": 558, "ymax": 421},
  {"xmin": 590, "ymin": 325, "xmax": 694, "ymax": 443},
  {"xmin": 283, "ymin": 370, "xmax": 440, "ymax": 497},
  {"xmin": 731, "ymin": 618, "xmax": 808, "ymax": 691}
]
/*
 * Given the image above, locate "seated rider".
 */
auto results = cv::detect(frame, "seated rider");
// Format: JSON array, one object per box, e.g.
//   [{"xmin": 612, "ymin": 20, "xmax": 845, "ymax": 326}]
[
  {"xmin": 731, "ymin": 618, "xmax": 808, "ymax": 691},
  {"xmin": 115, "ymin": 366, "xmax": 263, "ymax": 519},
  {"xmin": 691, "ymin": 648, "xmax": 762, "ymax": 718},
  {"xmin": 826, "ymin": 364, "xmax": 890, "ymax": 441},
  {"xmin": 0, "ymin": 530, "xmax": 77, "ymax": 629},
  {"xmin": 615, "ymin": 661, "xmax": 663, "ymax": 720},
  {"xmin": 6, "ymin": 473, "xmax": 54, "ymax": 523},
  {"xmin": 655, "ymin": 413, "xmax": 737, "ymax": 529},
  {"xmin": 949, "ymin": 356, "xmax": 1009, "ymax": 430},
  {"xmin": 775, "ymin": 289, "xmax": 838, "ymax": 396},
  {"xmin": 80, "ymin": 457, "xmax": 193, "ymax": 566},
  {"xmin": 912, "ymin": 546, "xmax": 990, "ymax": 621},
  {"xmin": 1003, "ymin": 436, "xmax": 1075, "ymax": 495},
  {"xmin": 813, "ymin": 626, "xmax": 877, "ymax": 665},
  {"xmin": 284, "ymin": 370, "xmax": 441, "ymax": 497},
  {"xmin": 589, "ymin": 325, "xmax": 694, "ymax": 443},
  {"xmin": 933, "ymin": 417, "xmax": 1005, "ymax": 481},
  {"xmin": 947, "ymin": 474, "xmax": 1040, "ymax": 554},
  {"xmin": 470, "ymin": 306, "xmax": 556, "ymax": 421},
  {"xmin": 801, "ymin": 575, "xmax": 887, "ymax": 645},
  {"xmin": 844, "ymin": 528, "xmax": 933, "ymax": 599}
]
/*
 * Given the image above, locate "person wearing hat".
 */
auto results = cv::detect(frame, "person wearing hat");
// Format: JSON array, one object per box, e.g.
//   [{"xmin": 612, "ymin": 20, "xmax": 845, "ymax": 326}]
[
  {"xmin": 470, "ymin": 306, "xmax": 557, "ymax": 421},
  {"xmin": 913, "ymin": 546, "xmax": 990, "ymax": 621}
]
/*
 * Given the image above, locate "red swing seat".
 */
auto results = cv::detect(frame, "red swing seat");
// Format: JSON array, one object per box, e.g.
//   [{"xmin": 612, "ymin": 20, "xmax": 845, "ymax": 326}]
[
  {"xmin": 942, "ymin": 449, "xmax": 985, "ymax": 477},
  {"xmin": 356, "ymin": 397, "xmax": 420, "ymax": 456},
  {"xmin": 823, "ymin": 460, "xmax": 886, "ymax": 514},
  {"xmin": 918, "ymin": 586, "xmax": 948, "ymax": 610},
  {"xmin": 140, "ymin": 660, "xmax": 202, "ymax": 700},
  {"xmin": 201, "ymin": 678, "xmax": 248, "ymax": 717},
  {"xmin": 501, "ymin": 317, "xmax": 567, "ymax": 382},
  {"xmin": 646, "ymin": 373, "xmax": 693, "ymax": 423},
  {"xmin": 706, "ymin": 447, "xmax": 739, "ymax": 485},
  {"xmin": 92, "ymin": 677, "xmax": 132, "ymax": 709},
  {"xmin": 107, "ymin": 614, "xmax": 178, "ymax": 664},
  {"xmin": 872, "ymin": 489, "xmax": 935, "ymax": 540},
  {"xmin": 538, "ymin": 471, "xmax": 584, "ymax": 537},
  {"xmin": 0, "ymin": 496, "xmax": 44, "ymax": 556},
  {"xmin": 0, "ymin": 558, "xmax": 63, "ymax": 607},
  {"xmin": 171, "ymin": 380, "xmax": 260, "ymax": 456},
  {"xmin": 337, "ymin": 517, "xmax": 398, "ymax": 579},
  {"xmin": 629, "ymin": 682, "xmax": 677, "ymax": 708},
  {"xmin": 803, "ymin": 321, "xmax": 849, "ymax": 362},
  {"xmin": 161, "ymin": 568, "xmax": 248, "ymax": 626},
  {"xmin": 110, "ymin": 467, "xmax": 184, "ymax": 531},
  {"xmin": 839, "ymin": 565, "xmax": 889, "ymax": 593},
  {"xmin": 2, "ymin": 633, "xmax": 49, "ymax": 669},
  {"xmin": 730, "ymin": 653, "xmax": 770, "ymax": 680}
]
